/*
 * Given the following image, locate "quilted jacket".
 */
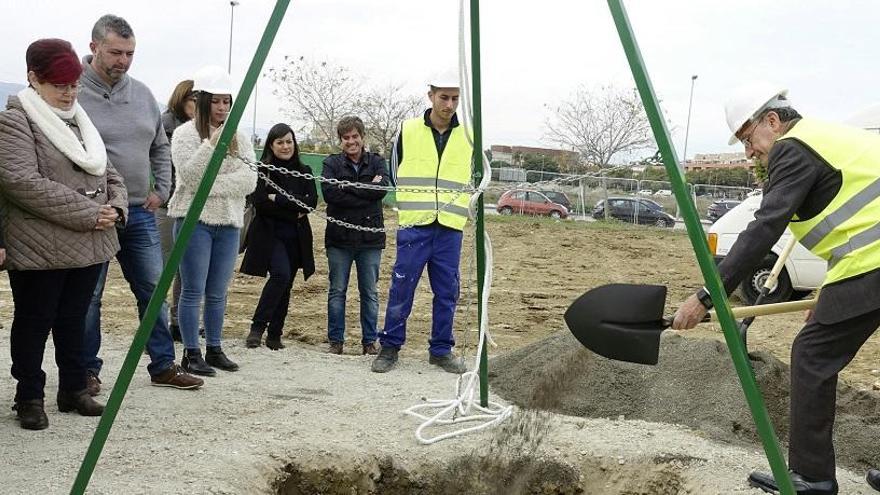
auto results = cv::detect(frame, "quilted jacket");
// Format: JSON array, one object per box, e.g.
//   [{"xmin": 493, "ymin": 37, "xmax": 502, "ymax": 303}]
[{"xmin": 0, "ymin": 96, "xmax": 127, "ymax": 270}]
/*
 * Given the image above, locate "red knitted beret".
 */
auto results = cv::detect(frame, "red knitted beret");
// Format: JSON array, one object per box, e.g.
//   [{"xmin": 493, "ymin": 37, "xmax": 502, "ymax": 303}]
[{"xmin": 26, "ymin": 38, "xmax": 82, "ymax": 85}]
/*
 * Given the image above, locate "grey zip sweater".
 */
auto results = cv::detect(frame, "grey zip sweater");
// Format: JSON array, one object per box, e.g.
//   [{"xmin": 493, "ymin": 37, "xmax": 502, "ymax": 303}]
[{"xmin": 78, "ymin": 55, "xmax": 171, "ymax": 205}]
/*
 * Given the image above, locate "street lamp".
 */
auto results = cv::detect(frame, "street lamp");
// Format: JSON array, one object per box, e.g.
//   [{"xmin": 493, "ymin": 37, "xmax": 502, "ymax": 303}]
[
  {"xmin": 681, "ymin": 74, "xmax": 698, "ymax": 171},
  {"xmin": 228, "ymin": 1, "xmax": 239, "ymax": 73}
]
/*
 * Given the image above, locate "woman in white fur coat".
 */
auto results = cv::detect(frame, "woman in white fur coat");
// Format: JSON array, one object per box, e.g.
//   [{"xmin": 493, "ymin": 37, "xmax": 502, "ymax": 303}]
[{"xmin": 168, "ymin": 66, "xmax": 256, "ymax": 376}]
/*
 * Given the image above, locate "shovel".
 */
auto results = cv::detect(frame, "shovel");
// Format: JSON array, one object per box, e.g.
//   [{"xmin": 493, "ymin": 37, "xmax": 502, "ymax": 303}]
[
  {"xmin": 564, "ymin": 283, "xmax": 816, "ymax": 365},
  {"xmin": 738, "ymin": 236, "xmax": 799, "ymax": 348}
]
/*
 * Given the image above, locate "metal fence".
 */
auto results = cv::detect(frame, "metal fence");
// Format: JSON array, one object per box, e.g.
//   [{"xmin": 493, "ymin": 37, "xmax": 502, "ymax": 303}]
[{"xmin": 487, "ymin": 166, "xmax": 756, "ymax": 221}]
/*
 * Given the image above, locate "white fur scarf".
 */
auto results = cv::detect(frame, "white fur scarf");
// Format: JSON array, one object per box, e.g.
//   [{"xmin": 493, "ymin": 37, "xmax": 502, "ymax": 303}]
[{"xmin": 17, "ymin": 87, "xmax": 107, "ymax": 176}]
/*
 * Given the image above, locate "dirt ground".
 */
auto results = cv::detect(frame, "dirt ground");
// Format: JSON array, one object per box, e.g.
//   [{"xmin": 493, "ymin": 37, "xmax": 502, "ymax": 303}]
[
  {"xmin": 94, "ymin": 212, "xmax": 880, "ymax": 390},
  {"xmin": 2, "ymin": 213, "xmax": 880, "ymax": 494}
]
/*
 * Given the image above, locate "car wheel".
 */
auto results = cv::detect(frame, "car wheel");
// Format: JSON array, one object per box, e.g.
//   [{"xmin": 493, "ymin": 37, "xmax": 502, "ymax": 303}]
[
  {"xmin": 499, "ymin": 206, "xmax": 513, "ymax": 216},
  {"xmin": 738, "ymin": 256, "xmax": 793, "ymax": 305},
  {"xmin": 654, "ymin": 218, "xmax": 667, "ymax": 228},
  {"xmin": 549, "ymin": 210, "xmax": 562, "ymax": 219}
]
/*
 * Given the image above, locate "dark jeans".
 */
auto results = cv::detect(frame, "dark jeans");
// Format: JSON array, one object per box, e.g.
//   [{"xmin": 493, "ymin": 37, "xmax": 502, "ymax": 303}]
[
  {"xmin": 83, "ymin": 206, "xmax": 176, "ymax": 378},
  {"xmin": 156, "ymin": 206, "xmax": 182, "ymax": 327},
  {"xmin": 252, "ymin": 234, "xmax": 299, "ymax": 338},
  {"xmin": 788, "ymin": 306, "xmax": 880, "ymax": 479},
  {"xmin": 9, "ymin": 264, "xmax": 103, "ymax": 401},
  {"xmin": 326, "ymin": 246, "xmax": 381, "ymax": 344}
]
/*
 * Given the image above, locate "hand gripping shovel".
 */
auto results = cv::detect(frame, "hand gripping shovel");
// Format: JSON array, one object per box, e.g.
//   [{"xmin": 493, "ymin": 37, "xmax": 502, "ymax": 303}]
[{"xmin": 564, "ymin": 284, "xmax": 816, "ymax": 365}]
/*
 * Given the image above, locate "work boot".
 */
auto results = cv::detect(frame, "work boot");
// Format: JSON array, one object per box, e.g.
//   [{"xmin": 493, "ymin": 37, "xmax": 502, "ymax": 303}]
[
  {"xmin": 57, "ymin": 389, "xmax": 104, "ymax": 416},
  {"xmin": 428, "ymin": 352, "xmax": 467, "ymax": 374},
  {"xmin": 86, "ymin": 370, "xmax": 101, "ymax": 397},
  {"xmin": 181, "ymin": 348, "xmax": 216, "ymax": 376},
  {"xmin": 748, "ymin": 470, "xmax": 838, "ymax": 494},
  {"xmin": 371, "ymin": 346, "xmax": 399, "ymax": 373},
  {"xmin": 13, "ymin": 399, "xmax": 48, "ymax": 430},
  {"xmin": 205, "ymin": 346, "xmax": 239, "ymax": 372},
  {"xmin": 328, "ymin": 342, "xmax": 344, "ymax": 355},
  {"xmin": 867, "ymin": 468, "xmax": 880, "ymax": 491},
  {"xmin": 265, "ymin": 335, "xmax": 285, "ymax": 350},
  {"xmin": 170, "ymin": 323, "xmax": 182, "ymax": 343},
  {"xmin": 362, "ymin": 342, "xmax": 380, "ymax": 355},
  {"xmin": 150, "ymin": 364, "xmax": 204, "ymax": 390}
]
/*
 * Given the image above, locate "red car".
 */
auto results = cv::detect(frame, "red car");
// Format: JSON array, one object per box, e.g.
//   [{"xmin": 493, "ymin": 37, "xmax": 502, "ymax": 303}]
[{"xmin": 496, "ymin": 190, "xmax": 569, "ymax": 219}]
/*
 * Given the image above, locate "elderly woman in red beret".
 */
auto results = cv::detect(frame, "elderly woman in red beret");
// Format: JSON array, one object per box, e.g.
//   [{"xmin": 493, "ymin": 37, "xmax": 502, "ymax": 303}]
[{"xmin": 0, "ymin": 39, "xmax": 127, "ymax": 430}]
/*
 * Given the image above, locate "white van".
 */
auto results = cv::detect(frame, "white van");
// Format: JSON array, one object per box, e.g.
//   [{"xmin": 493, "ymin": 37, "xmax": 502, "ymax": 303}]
[{"xmin": 707, "ymin": 192, "xmax": 825, "ymax": 304}]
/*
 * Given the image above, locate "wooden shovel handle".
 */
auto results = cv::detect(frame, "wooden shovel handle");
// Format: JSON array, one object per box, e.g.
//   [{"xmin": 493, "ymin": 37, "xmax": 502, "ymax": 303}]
[{"xmin": 709, "ymin": 298, "xmax": 817, "ymax": 321}]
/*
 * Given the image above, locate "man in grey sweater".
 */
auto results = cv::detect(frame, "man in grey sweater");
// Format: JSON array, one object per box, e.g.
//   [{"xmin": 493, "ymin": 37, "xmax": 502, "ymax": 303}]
[{"xmin": 78, "ymin": 14, "xmax": 202, "ymax": 391}]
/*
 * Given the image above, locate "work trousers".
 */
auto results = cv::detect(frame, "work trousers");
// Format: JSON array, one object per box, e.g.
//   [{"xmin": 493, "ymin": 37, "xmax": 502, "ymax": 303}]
[
  {"xmin": 788, "ymin": 306, "xmax": 880, "ymax": 479},
  {"xmin": 378, "ymin": 223, "xmax": 462, "ymax": 356}
]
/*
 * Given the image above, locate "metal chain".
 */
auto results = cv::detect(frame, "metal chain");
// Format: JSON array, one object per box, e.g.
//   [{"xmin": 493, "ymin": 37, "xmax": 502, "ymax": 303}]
[{"xmin": 237, "ymin": 154, "xmax": 479, "ymax": 233}]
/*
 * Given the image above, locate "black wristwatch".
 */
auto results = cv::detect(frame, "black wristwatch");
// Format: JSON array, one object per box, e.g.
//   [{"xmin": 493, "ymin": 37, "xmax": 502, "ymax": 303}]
[{"xmin": 696, "ymin": 287, "xmax": 714, "ymax": 310}]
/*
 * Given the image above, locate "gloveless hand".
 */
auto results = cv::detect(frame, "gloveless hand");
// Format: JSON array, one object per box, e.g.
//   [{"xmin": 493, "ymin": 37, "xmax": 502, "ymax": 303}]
[{"xmin": 671, "ymin": 293, "xmax": 708, "ymax": 330}]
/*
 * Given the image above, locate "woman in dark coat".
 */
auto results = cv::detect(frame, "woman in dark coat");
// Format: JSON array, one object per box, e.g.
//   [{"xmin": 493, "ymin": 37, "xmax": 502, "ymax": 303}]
[{"xmin": 241, "ymin": 123, "xmax": 317, "ymax": 350}]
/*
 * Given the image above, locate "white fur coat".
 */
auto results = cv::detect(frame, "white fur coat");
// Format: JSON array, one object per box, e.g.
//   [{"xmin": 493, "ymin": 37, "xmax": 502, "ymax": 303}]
[{"xmin": 168, "ymin": 121, "xmax": 257, "ymax": 227}]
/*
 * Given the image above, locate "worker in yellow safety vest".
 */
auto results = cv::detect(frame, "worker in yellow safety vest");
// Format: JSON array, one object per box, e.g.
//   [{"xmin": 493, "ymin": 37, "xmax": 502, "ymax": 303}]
[
  {"xmin": 673, "ymin": 81, "xmax": 880, "ymax": 495},
  {"xmin": 371, "ymin": 72, "xmax": 473, "ymax": 374}
]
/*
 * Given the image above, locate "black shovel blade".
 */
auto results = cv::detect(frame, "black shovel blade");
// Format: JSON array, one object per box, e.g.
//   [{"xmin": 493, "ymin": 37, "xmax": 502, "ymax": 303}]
[{"xmin": 564, "ymin": 283, "xmax": 670, "ymax": 365}]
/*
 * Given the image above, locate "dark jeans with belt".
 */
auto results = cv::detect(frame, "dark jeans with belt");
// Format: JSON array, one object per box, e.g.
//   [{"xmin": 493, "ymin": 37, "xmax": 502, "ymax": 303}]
[
  {"xmin": 252, "ymin": 225, "xmax": 300, "ymax": 338},
  {"xmin": 9, "ymin": 263, "xmax": 103, "ymax": 402},
  {"xmin": 789, "ymin": 306, "xmax": 880, "ymax": 479}
]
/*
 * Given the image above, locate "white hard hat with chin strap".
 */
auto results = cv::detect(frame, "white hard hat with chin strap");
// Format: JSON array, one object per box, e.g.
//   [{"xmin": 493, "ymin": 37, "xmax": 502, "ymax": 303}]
[
  {"xmin": 192, "ymin": 65, "xmax": 235, "ymax": 95},
  {"xmin": 724, "ymin": 82, "xmax": 790, "ymax": 145}
]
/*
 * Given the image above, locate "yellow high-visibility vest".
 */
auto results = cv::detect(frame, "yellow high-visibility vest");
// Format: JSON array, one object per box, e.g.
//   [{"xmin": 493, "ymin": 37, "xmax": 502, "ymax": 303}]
[
  {"xmin": 783, "ymin": 118, "xmax": 880, "ymax": 285},
  {"xmin": 395, "ymin": 117, "xmax": 473, "ymax": 231}
]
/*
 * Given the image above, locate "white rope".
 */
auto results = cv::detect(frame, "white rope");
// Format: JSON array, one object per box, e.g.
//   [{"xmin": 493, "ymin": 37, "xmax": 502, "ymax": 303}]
[{"xmin": 401, "ymin": 0, "xmax": 512, "ymax": 445}]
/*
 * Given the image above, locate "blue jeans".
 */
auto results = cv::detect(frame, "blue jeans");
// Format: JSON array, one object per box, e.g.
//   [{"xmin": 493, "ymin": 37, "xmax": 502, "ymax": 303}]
[
  {"xmin": 379, "ymin": 224, "xmax": 462, "ymax": 356},
  {"xmin": 83, "ymin": 205, "xmax": 176, "ymax": 378},
  {"xmin": 174, "ymin": 220, "xmax": 240, "ymax": 349},
  {"xmin": 326, "ymin": 246, "xmax": 382, "ymax": 345}
]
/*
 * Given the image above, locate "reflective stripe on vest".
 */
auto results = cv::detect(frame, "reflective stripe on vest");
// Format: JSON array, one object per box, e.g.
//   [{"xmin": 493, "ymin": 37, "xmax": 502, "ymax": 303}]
[
  {"xmin": 396, "ymin": 117, "xmax": 473, "ymax": 230},
  {"xmin": 783, "ymin": 118, "xmax": 880, "ymax": 285}
]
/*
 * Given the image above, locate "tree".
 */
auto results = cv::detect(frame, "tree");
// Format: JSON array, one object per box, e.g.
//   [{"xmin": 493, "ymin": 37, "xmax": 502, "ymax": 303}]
[
  {"xmin": 355, "ymin": 83, "xmax": 423, "ymax": 156},
  {"xmin": 545, "ymin": 85, "xmax": 655, "ymax": 168},
  {"xmin": 266, "ymin": 56, "xmax": 361, "ymax": 146}
]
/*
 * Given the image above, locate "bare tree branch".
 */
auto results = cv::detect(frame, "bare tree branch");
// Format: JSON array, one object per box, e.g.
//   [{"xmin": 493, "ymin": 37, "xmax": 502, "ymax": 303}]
[
  {"xmin": 544, "ymin": 85, "xmax": 655, "ymax": 168},
  {"xmin": 355, "ymin": 83, "xmax": 423, "ymax": 156}
]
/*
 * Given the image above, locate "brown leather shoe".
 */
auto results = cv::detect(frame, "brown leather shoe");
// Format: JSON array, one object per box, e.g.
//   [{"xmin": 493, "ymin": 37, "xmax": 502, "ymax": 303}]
[
  {"xmin": 329, "ymin": 342, "xmax": 344, "ymax": 355},
  {"xmin": 86, "ymin": 371, "xmax": 101, "ymax": 397},
  {"xmin": 13, "ymin": 399, "xmax": 49, "ymax": 430},
  {"xmin": 151, "ymin": 364, "xmax": 204, "ymax": 390},
  {"xmin": 362, "ymin": 342, "xmax": 380, "ymax": 355},
  {"xmin": 57, "ymin": 389, "xmax": 104, "ymax": 416}
]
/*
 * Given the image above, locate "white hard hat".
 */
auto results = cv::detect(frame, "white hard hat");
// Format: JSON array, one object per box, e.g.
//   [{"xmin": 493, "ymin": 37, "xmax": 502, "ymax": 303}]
[
  {"xmin": 427, "ymin": 69, "xmax": 460, "ymax": 89},
  {"xmin": 724, "ymin": 81, "xmax": 789, "ymax": 145},
  {"xmin": 193, "ymin": 65, "xmax": 235, "ymax": 95}
]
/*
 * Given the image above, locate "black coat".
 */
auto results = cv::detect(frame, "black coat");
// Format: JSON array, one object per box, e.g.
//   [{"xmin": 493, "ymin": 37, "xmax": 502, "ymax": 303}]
[
  {"xmin": 320, "ymin": 151, "xmax": 389, "ymax": 249},
  {"xmin": 240, "ymin": 159, "xmax": 317, "ymax": 279}
]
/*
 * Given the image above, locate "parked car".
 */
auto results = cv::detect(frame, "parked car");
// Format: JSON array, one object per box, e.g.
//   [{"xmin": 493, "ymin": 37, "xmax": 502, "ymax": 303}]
[
  {"xmin": 653, "ymin": 189, "xmax": 673, "ymax": 197},
  {"xmin": 708, "ymin": 193, "xmax": 822, "ymax": 304},
  {"xmin": 637, "ymin": 189, "xmax": 653, "ymax": 196},
  {"xmin": 707, "ymin": 200, "xmax": 741, "ymax": 222},
  {"xmin": 540, "ymin": 190, "xmax": 573, "ymax": 211},
  {"xmin": 496, "ymin": 189, "xmax": 569, "ymax": 219},
  {"xmin": 592, "ymin": 197, "xmax": 675, "ymax": 227}
]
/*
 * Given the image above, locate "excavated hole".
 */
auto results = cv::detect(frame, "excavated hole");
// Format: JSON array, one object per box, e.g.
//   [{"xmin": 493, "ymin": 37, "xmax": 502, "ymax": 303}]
[{"xmin": 273, "ymin": 454, "xmax": 689, "ymax": 495}]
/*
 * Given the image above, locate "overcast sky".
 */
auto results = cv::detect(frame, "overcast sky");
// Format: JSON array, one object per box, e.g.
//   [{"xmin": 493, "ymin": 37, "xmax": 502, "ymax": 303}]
[{"xmin": 3, "ymin": 0, "xmax": 878, "ymax": 161}]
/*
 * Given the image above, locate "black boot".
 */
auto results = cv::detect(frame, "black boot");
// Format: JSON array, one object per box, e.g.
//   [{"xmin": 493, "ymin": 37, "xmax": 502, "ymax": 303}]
[
  {"xmin": 265, "ymin": 334, "xmax": 285, "ymax": 350},
  {"xmin": 205, "ymin": 346, "xmax": 239, "ymax": 372},
  {"xmin": 13, "ymin": 399, "xmax": 48, "ymax": 430},
  {"xmin": 867, "ymin": 468, "xmax": 880, "ymax": 491},
  {"xmin": 57, "ymin": 389, "xmax": 104, "ymax": 416},
  {"xmin": 181, "ymin": 348, "xmax": 216, "ymax": 376},
  {"xmin": 246, "ymin": 322, "xmax": 265, "ymax": 348}
]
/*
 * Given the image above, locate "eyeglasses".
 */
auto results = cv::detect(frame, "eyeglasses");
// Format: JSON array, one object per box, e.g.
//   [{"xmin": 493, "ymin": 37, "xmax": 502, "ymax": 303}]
[
  {"xmin": 739, "ymin": 114, "xmax": 764, "ymax": 148},
  {"xmin": 50, "ymin": 83, "xmax": 82, "ymax": 94}
]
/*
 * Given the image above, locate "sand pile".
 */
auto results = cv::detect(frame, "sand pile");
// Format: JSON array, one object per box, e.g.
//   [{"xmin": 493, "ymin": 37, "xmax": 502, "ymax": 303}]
[{"xmin": 489, "ymin": 331, "xmax": 880, "ymax": 472}]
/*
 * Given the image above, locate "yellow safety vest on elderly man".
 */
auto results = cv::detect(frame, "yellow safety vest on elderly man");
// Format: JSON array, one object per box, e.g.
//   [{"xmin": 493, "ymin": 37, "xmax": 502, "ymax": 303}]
[
  {"xmin": 784, "ymin": 118, "xmax": 880, "ymax": 285},
  {"xmin": 394, "ymin": 117, "xmax": 473, "ymax": 231}
]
